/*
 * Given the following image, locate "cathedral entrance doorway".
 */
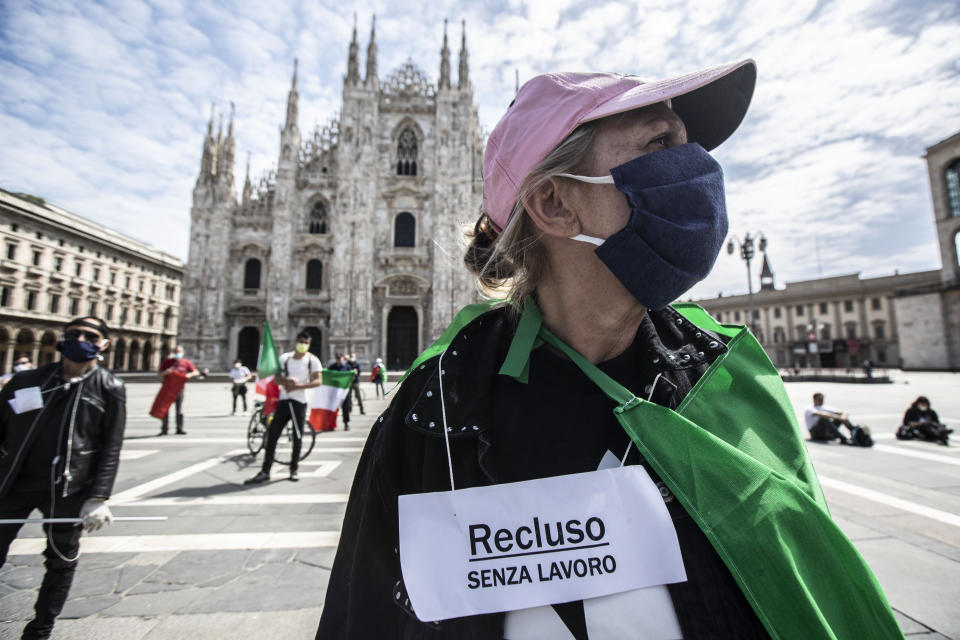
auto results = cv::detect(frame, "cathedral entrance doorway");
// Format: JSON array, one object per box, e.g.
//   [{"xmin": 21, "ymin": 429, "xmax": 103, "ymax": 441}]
[
  {"xmin": 237, "ymin": 326, "xmax": 260, "ymax": 369},
  {"xmin": 387, "ymin": 306, "xmax": 418, "ymax": 370},
  {"xmin": 303, "ymin": 327, "xmax": 323, "ymax": 361}
]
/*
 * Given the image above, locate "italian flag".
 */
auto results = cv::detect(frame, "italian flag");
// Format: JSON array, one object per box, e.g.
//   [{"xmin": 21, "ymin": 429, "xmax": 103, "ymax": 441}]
[
  {"xmin": 308, "ymin": 369, "xmax": 355, "ymax": 431},
  {"xmin": 254, "ymin": 319, "xmax": 281, "ymax": 416}
]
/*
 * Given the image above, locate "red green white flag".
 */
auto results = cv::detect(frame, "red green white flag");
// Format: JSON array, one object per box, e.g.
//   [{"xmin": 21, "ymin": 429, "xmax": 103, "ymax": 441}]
[{"xmin": 309, "ymin": 369, "xmax": 355, "ymax": 431}]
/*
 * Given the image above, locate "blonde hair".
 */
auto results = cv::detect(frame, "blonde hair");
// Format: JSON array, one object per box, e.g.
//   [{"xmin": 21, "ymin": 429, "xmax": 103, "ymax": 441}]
[{"xmin": 464, "ymin": 121, "xmax": 601, "ymax": 317}]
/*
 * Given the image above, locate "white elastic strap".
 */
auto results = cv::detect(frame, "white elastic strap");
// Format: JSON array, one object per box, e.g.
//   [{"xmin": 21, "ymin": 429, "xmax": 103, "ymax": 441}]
[
  {"xmin": 555, "ymin": 172, "xmax": 615, "ymax": 184},
  {"xmin": 49, "ymin": 381, "xmax": 85, "ymax": 563},
  {"xmin": 437, "ymin": 350, "xmax": 456, "ymax": 492},
  {"xmin": 620, "ymin": 373, "xmax": 664, "ymax": 467},
  {"xmin": 570, "ymin": 233, "xmax": 605, "ymax": 246}
]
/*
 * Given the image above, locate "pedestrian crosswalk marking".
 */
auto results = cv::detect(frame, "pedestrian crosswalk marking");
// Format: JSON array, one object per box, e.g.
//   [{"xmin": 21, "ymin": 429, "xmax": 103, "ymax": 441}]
[
  {"xmin": 819, "ymin": 476, "xmax": 960, "ymax": 528},
  {"xmin": 120, "ymin": 493, "xmax": 349, "ymax": 507},
  {"xmin": 119, "ymin": 449, "xmax": 159, "ymax": 461},
  {"xmin": 7, "ymin": 531, "xmax": 341, "ymax": 555}
]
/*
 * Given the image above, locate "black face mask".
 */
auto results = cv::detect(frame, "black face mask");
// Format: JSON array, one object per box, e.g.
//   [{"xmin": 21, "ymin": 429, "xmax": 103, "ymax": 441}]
[
  {"xmin": 562, "ymin": 143, "xmax": 728, "ymax": 310},
  {"xmin": 57, "ymin": 339, "xmax": 101, "ymax": 363}
]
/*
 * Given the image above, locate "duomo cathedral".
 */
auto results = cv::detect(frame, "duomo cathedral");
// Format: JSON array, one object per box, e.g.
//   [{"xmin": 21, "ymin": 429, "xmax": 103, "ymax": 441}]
[{"xmin": 180, "ymin": 19, "xmax": 483, "ymax": 371}]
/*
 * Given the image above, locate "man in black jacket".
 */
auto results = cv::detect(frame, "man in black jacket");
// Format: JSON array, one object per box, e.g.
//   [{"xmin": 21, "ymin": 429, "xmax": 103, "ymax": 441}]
[{"xmin": 0, "ymin": 317, "xmax": 126, "ymax": 640}]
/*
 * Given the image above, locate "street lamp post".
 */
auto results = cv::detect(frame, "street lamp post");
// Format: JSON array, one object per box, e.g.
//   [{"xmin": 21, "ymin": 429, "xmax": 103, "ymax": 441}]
[{"xmin": 727, "ymin": 232, "xmax": 767, "ymax": 334}]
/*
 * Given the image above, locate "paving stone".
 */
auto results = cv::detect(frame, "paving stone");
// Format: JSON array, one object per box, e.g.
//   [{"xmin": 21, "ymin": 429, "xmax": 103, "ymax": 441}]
[
  {"xmin": 126, "ymin": 581, "xmax": 192, "ymax": 595},
  {"xmin": 0, "ymin": 590, "xmax": 37, "ymax": 621},
  {"xmin": 115, "ymin": 564, "xmax": 159, "ymax": 594},
  {"xmin": 0, "ymin": 566, "xmax": 42, "ymax": 590},
  {"xmin": 1, "ymin": 554, "xmax": 44, "ymax": 568},
  {"xmin": 74, "ymin": 552, "xmax": 137, "ymax": 571},
  {"xmin": 137, "ymin": 608, "xmax": 323, "ymax": 640},
  {"xmin": 293, "ymin": 547, "xmax": 337, "ymax": 570},
  {"xmin": 40, "ymin": 614, "xmax": 160, "ymax": 639},
  {"xmin": 67, "ymin": 568, "xmax": 119, "ymax": 599},
  {"xmin": 243, "ymin": 548, "xmax": 295, "ymax": 568},
  {"xmin": 101, "ymin": 587, "xmax": 216, "ymax": 617},
  {"xmin": 59, "ymin": 594, "xmax": 123, "ymax": 619},
  {"xmin": 894, "ymin": 608, "xmax": 931, "ymax": 634},
  {"xmin": 153, "ymin": 550, "xmax": 249, "ymax": 588},
  {"xmin": 172, "ymin": 563, "xmax": 294, "ymax": 613}
]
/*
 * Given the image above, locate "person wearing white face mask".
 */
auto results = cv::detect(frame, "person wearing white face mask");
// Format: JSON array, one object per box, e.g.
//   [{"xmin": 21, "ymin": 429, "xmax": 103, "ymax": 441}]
[
  {"xmin": 0, "ymin": 355, "xmax": 33, "ymax": 388},
  {"xmin": 245, "ymin": 331, "xmax": 322, "ymax": 484}
]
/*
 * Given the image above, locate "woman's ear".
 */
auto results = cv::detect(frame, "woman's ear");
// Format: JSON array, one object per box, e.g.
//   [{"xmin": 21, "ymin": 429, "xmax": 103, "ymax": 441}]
[
  {"xmin": 98, "ymin": 338, "xmax": 111, "ymax": 354},
  {"xmin": 523, "ymin": 178, "xmax": 582, "ymax": 238}
]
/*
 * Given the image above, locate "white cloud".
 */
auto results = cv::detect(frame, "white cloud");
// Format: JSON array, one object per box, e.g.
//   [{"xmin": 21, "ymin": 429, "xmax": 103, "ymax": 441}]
[{"xmin": 0, "ymin": 0, "xmax": 957, "ymax": 300}]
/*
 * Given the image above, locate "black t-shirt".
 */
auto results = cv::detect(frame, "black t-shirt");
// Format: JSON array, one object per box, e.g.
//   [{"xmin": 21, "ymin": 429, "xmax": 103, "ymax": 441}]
[{"xmin": 489, "ymin": 311, "xmax": 768, "ymax": 639}]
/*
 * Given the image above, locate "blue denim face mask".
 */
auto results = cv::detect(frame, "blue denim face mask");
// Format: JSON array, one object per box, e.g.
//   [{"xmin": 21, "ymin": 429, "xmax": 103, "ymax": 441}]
[
  {"xmin": 559, "ymin": 143, "xmax": 728, "ymax": 310},
  {"xmin": 57, "ymin": 339, "xmax": 101, "ymax": 363}
]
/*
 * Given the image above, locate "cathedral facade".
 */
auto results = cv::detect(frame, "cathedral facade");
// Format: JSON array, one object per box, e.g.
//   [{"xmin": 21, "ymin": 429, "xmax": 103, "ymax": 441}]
[{"xmin": 180, "ymin": 20, "xmax": 483, "ymax": 372}]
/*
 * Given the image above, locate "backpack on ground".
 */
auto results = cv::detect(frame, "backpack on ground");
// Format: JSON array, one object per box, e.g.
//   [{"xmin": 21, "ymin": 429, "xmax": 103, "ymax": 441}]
[
  {"xmin": 895, "ymin": 425, "xmax": 915, "ymax": 440},
  {"xmin": 849, "ymin": 425, "xmax": 874, "ymax": 447}
]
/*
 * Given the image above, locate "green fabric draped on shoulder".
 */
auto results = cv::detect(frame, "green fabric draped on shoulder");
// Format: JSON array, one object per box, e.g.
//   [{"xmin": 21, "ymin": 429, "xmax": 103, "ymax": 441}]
[{"xmin": 402, "ymin": 299, "xmax": 902, "ymax": 638}]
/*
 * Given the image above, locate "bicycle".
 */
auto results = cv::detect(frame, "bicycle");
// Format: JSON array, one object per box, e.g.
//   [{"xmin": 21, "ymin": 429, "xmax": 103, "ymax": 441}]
[{"xmin": 247, "ymin": 399, "xmax": 316, "ymax": 465}]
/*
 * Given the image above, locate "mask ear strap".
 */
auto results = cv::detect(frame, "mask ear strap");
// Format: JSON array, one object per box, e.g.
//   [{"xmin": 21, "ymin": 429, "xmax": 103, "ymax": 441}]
[
  {"xmin": 570, "ymin": 234, "xmax": 605, "ymax": 246},
  {"xmin": 555, "ymin": 172, "xmax": 615, "ymax": 184}
]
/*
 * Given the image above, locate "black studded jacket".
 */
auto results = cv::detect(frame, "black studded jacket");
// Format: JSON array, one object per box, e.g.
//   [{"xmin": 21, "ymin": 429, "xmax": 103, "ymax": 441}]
[
  {"xmin": 317, "ymin": 305, "xmax": 768, "ymax": 639},
  {"xmin": 0, "ymin": 362, "xmax": 126, "ymax": 500}
]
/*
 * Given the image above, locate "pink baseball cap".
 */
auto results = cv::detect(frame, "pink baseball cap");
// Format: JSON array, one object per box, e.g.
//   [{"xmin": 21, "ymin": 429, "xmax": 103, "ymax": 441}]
[{"xmin": 482, "ymin": 59, "xmax": 757, "ymax": 230}]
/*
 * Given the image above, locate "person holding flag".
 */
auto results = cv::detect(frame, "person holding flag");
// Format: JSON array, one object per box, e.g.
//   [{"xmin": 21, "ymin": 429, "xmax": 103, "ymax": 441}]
[{"xmin": 245, "ymin": 330, "xmax": 321, "ymax": 484}]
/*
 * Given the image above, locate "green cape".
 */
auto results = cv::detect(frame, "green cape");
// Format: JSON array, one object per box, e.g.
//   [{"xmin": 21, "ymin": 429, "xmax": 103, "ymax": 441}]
[{"xmin": 406, "ymin": 300, "xmax": 902, "ymax": 639}]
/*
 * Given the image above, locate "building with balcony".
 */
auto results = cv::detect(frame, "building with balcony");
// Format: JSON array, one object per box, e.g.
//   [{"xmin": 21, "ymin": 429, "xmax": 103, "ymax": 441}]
[
  {"xmin": 181, "ymin": 19, "xmax": 482, "ymax": 371},
  {"xmin": 0, "ymin": 189, "xmax": 184, "ymax": 373},
  {"xmin": 695, "ymin": 129, "xmax": 960, "ymax": 371}
]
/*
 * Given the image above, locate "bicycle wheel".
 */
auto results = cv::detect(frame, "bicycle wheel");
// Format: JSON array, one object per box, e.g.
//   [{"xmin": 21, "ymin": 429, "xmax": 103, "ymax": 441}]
[
  {"xmin": 247, "ymin": 409, "xmax": 265, "ymax": 456},
  {"xmin": 274, "ymin": 420, "xmax": 316, "ymax": 466}
]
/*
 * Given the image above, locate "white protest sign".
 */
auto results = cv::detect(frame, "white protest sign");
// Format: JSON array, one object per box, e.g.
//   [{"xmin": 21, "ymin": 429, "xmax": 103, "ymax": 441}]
[
  {"xmin": 398, "ymin": 465, "xmax": 686, "ymax": 622},
  {"xmin": 9, "ymin": 386, "xmax": 43, "ymax": 414}
]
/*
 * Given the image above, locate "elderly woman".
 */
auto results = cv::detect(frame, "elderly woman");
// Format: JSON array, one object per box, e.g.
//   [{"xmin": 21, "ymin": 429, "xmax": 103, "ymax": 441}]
[{"xmin": 317, "ymin": 62, "xmax": 899, "ymax": 639}]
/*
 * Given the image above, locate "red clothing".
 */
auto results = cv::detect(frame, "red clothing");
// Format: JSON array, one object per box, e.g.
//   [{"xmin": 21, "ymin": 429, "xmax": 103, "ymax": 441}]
[{"xmin": 159, "ymin": 357, "xmax": 196, "ymax": 376}]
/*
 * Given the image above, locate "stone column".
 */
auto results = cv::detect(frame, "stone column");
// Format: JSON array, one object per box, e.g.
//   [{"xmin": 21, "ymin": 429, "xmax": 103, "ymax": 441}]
[
  {"xmin": 4, "ymin": 340, "xmax": 15, "ymax": 373},
  {"xmin": 30, "ymin": 339, "xmax": 40, "ymax": 366}
]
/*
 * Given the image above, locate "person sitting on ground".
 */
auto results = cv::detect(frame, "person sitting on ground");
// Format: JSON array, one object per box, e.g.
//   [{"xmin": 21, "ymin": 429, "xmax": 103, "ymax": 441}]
[
  {"xmin": 899, "ymin": 396, "xmax": 951, "ymax": 446},
  {"xmin": 804, "ymin": 393, "xmax": 855, "ymax": 444}
]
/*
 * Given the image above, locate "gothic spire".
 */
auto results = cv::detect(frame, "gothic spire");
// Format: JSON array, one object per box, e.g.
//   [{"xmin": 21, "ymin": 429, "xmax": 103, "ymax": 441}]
[
  {"xmin": 365, "ymin": 15, "xmax": 378, "ymax": 87},
  {"xmin": 241, "ymin": 152, "xmax": 252, "ymax": 207},
  {"xmin": 760, "ymin": 252, "xmax": 775, "ymax": 290},
  {"xmin": 285, "ymin": 58, "xmax": 299, "ymax": 130},
  {"xmin": 221, "ymin": 101, "xmax": 235, "ymax": 182},
  {"xmin": 439, "ymin": 19, "xmax": 451, "ymax": 90},
  {"xmin": 200, "ymin": 103, "xmax": 216, "ymax": 178},
  {"xmin": 346, "ymin": 13, "xmax": 360, "ymax": 85},
  {"xmin": 458, "ymin": 20, "xmax": 470, "ymax": 89}
]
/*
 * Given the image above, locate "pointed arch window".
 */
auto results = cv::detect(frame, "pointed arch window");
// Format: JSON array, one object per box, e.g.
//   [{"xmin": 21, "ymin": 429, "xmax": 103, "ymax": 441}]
[
  {"xmin": 306, "ymin": 260, "xmax": 323, "ymax": 290},
  {"xmin": 394, "ymin": 212, "xmax": 416, "ymax": 247},
  {"xmin": 243, "ymin": 258, "xmax": 261, "ymax": 290},
  {"xmin": 946, "ymin": 159, "xmax": 960, "ymax": 218},
  {"xmin": 397, "ymin": 128, "xmax": 418, "ymax": 176},
  {"xmin": 309, "ymin": 202, "xmax": 328, "ymax": 234}
]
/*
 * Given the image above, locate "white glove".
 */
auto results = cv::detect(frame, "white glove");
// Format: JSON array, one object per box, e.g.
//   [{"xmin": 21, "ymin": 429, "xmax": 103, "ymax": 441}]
[{"xmin": 80, "ymin": 500, "xmax": 113, "ymax": 532}]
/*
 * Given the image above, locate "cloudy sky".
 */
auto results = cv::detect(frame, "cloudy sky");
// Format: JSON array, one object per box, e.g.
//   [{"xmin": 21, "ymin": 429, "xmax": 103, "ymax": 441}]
[{"xmin": 1, "ymin": 0, "xmax": 959, "ymax": 299}]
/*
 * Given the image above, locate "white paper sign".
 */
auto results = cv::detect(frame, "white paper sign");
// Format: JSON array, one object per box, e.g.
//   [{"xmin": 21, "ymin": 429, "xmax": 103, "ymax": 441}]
[
  {"xmin": 9, "ymin": 386, "xmax": 43, "ymax": 414},
  {"xmin": 398, "ymin": 465, "xmax": 686, "ymax": 622}
]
